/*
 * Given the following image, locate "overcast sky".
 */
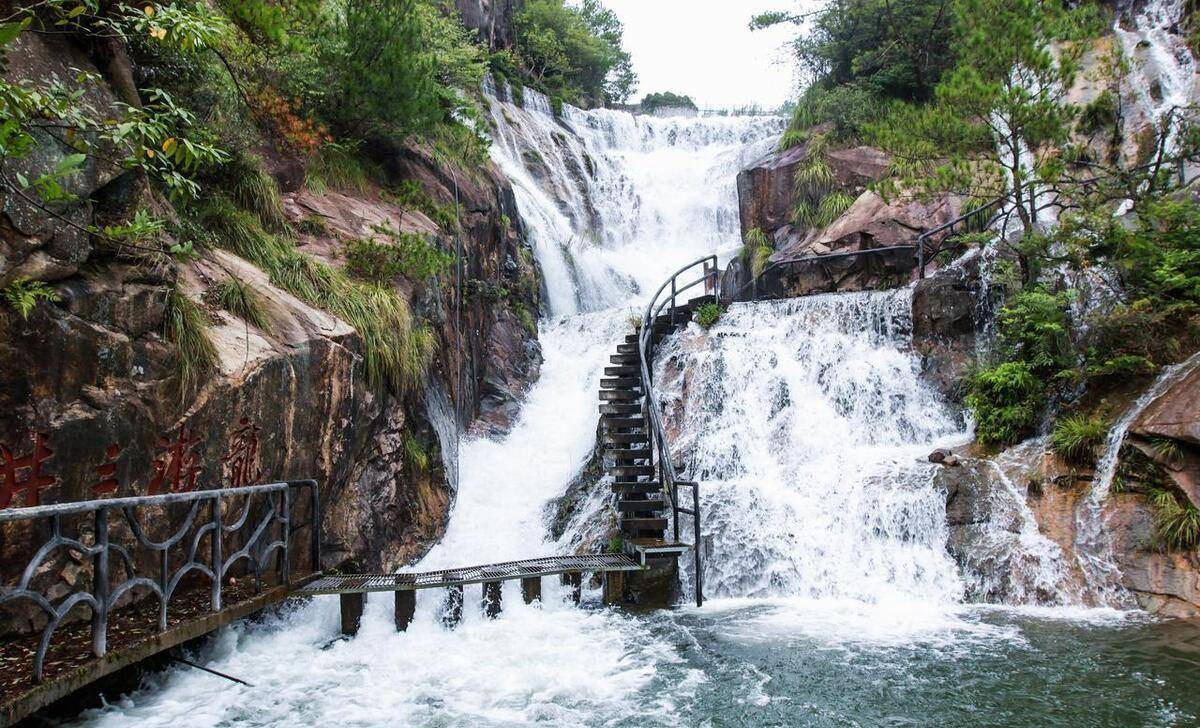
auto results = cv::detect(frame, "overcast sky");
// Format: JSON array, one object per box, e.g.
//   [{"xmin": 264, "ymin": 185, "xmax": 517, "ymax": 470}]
[{"xmin": 601, "ymin": 0, "xmax": 803, "ymax": 109}]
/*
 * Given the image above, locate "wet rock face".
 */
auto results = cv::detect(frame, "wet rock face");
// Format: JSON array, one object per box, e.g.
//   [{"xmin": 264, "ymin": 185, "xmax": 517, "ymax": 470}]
[
  {"xmin": 911, "ymin": 256, "xmax": 987, "ymax": 401},
  {"xmin": 735, "ymin": 140, "xmax": 960, "ymax": 299},
  {"xmin": 454, "ymin": 0, "xmax": 516, "ymax": 50},
  {"xmin": 0, "ymin": 78, "xmax": 541, "ymax": 637}
]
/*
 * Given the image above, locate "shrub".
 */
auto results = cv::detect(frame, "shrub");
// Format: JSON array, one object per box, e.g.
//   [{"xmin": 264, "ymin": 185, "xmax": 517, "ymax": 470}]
[
  {"xmin": 996, "ymin": 288, "xmax": 1072, "ymax": 373},
  {"xmin": 641, "ymin": 91, "xmax": 696, "ymax": 113},
  {"xmin": 1050, "ymin": 414, "xmax": 1109, "ymax": 465},
  {"xmin": 163, "ymin": 288, "xmax": 218, "ymax": 397},
  {"xmin": 1149, "ymin": 487, "xmax": 1200, "ymax": 551},
  {"xmin": 742, "ymin": 227, "xmax": 774, "ymax": 278},
  {"xmin": 694, "ymin": 302, "xmax": 723, "ymax": 329},
  {"xmin": 965, "ymin": 361, "xmax": 1045, "ymax": 446},
  {"xmin": 345, "ymin": 228, "xmax": 453, "ymax": 284},
  {"xmin": 3, "ymin": 277, "xmax": 60, "ymax": 320},
  {"xmin": 213, "ymin": 278, "xmax": 271, "ymax": 332}
]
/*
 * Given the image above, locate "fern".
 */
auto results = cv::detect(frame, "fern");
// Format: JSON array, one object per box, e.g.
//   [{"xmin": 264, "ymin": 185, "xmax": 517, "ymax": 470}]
[
  {"xmin": 3, "ymin": 277, "xmax": 60, "ymax": 319},
  {"xmin": 1050, "ymin": 414, "xmax": 1109, "ymax": 465}
]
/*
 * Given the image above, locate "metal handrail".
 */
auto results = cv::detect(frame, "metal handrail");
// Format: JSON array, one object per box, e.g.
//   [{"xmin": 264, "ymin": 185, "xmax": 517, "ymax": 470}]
[
  {"xmin": 637, "ymin": 256, "xmax": 718, "ymax": 607},
  {"xmin": 0, "ymin": 480, "xmax": 320, "ymax": 681}
]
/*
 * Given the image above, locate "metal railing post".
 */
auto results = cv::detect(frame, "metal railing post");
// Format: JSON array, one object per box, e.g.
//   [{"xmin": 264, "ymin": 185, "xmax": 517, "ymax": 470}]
[
  {"xmin": 211, "ymin": 496, "xmax": 223, "ymax": 611},
  {"xmin": 693, "ymin": 486, "xmax": 702, "ymax": 607},
  {"xmin": 92, "ymin": 508, "xmax": 109, "ymax": 657}
]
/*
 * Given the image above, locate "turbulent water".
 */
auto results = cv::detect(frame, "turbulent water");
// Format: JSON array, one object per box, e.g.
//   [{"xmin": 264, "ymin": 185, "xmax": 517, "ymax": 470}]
[{"xmin": 70, "ymin": 41, "xmax": 1200, "ymax": 727}]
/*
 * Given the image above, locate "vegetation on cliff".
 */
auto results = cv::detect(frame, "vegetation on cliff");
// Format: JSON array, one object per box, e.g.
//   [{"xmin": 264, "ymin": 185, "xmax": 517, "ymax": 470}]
[
  {"xmin": 640, "ymin": 91, "xmax": 697, "ymax": 113},
  {"xmin": 495, "ymin": 0, "xmax": 635, "ymax": 109}
]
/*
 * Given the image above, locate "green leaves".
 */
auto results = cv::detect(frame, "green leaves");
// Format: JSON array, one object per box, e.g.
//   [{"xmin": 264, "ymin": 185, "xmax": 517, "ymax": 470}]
[
  {"xmin": 3, "ymin": 277, "xmax": 61, "ymax": 320},
  {"xmin": 0, "ymin": 19, "xmax": 29, "ymax": 47}
]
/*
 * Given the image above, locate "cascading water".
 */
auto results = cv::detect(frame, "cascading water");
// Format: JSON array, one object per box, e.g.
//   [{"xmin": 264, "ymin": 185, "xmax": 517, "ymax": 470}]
[{"xmin": 66, "ymin": 10, "xmax": 1200, "ymax": 720}]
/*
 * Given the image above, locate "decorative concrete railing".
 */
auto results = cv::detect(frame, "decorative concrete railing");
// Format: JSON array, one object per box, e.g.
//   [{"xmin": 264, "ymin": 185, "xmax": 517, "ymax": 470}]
[{"xmin": 0, "ymin": 480, "xmax": 319, "ymax": 681}]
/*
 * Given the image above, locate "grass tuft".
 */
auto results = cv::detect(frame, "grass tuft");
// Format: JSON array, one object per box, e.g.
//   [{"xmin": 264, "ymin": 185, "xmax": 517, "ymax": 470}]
[
  {"xmin": 1149, "ymin": 486, "xmax": 1200, "ymax": 551},
  {"xmin": 214, "ymin": 278, "xmax": 272, "ymax": 332},
  {"xmin": 306, "ymin": 143, "xmax": 374, "ymax": 195},
  {"xmin": 1050, "ymin": 414, "xmax": 1109, "ymax": 465},
  {"xmin": 230, "ymin": 163, "xmax": 287, "ymax": 232},
  {"xmin": 163, "ymin": 287, "xmax": 218, "ymax": 397},
  {"xmin": 694, "ymin": 302, "xmax": 724, "ymax": 329}
]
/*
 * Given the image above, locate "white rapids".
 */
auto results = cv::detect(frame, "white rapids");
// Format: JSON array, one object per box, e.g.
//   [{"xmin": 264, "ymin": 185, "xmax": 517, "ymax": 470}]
[{"xmin": 69, "ymin": 11, "xmax": 1200, "ymax": 712}]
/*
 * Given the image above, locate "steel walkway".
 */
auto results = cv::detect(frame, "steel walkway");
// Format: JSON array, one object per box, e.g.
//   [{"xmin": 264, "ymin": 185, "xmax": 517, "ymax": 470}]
[{"xmin": 296, "ymin": 553, "xmax": 645, "ymax": 595}]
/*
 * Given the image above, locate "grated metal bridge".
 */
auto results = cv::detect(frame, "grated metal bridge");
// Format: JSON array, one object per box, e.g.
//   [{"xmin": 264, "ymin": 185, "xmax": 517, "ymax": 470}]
[{"xmin": 297, "ymin": 553, "xmax": 643, "ymax": 595}]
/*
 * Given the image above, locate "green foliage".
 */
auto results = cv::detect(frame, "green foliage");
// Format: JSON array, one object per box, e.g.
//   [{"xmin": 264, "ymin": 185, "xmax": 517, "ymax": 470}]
[
  {"xmin": 318, "ymin": 0, "xmax": 441, "ymax": 139},
  {"xmin": 965, "ymin": 361, "xmax": 1045, "ymax": 446},
  {"xmin": 306, "ymin": 143, "xmax": 375, "ymax": 195},
  {"xmin": 996, "ymin": 288, "xmax": 1072, "ymax": 373},
  {"xmin": 1078, "ymin": 89, "xmax": 1119, "ymax": 138},
  {"xmin": 1149, "ymin": 486, "xmax": 1200, "ymax": 551},
  {"xmin": 345, "ymin": 229, "xmax": 452, "ymax": 284},
  {"xmin": 742, "ymin": 227, "xmax": 774, "ymax": 278},
  {"xmin": 227, "ymin": 158, "xmax": 286, "ymax": 232},
  {"xmin": 513, "ymin": 0, "xmax": 634, "ymax": 106},
  {"xmin": 1050, "ymin": 414, "xmax": 1109, "ymax": 465},
  {"xmin": 694, "ymin": 303, "xmax": 724, "ymax": 330},
  {"xmin": 163, "ymin": 287, "xmax": 218, "ymax": 397},
  {"xmin": 641, "ymin": 91, "xmax": 697, "ymax": 113},
  {"xmin": 777, "ymin": 0, "xmax": 955, "ymax": 102},
  {"xmin": 606, "ymin": 533, "xmax": 624, "ymax": 554},
  {"xmin": 3, "ymin": 277, "xmax": 60, "ymax": 319},
  {"xmin": 196, "ymin": 198, "xmax": 436, "ymax": 393},
  {"xmin": 403, "ymin": 431, "xmax": 432, "ymax": 473},
  {"xmin": 213, "ymin": 278, "xmax": 271, "ymax": 331},
  {"xmin": 390, "ymin": 180, "xmax": 458, "ymax": 231}
]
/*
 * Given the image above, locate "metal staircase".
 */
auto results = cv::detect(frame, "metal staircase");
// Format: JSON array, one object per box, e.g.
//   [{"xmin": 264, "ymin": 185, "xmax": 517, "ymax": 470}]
[{"xmin": 598, "ymin": 256, "xmax": 719, "ymax": 607}]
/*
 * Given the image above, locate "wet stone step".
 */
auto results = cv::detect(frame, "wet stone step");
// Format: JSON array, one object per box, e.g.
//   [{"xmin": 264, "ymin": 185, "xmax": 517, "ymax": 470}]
[
  {"xmin": 604, "ymin": 365, "xmax": 640, "ymax": 377},
  {"xmin": 602, "ymin": 416, "xmax": 646, "ymax": 429},
  {"xmin": 616, "ymin": 343, "xmax": 639, "ymax": 354},
  {"xmin": 600, "ymin": 403, "xmax": 641, "ymax": 415},
  {"xmin": 618, "ymin": 499, "xmax": 666, "ymax": 512},
  {"xmin": 610, "ymin": 354, "xmax": 640, "ymax": 365},
  {"xmin": 599, "ymin": 390, "xmax": 642, "ymax": 402},
  {"xmin": 602, "ymin": 432, "xmax": 650, "ymax": 444},
  {"xmin": 606, "ymin": 448, "xmax": 651, "ymax": 459},
  {"xmin": 610, "ymin": 482, "xmax": 661, "ymax": 494},
  {"xmin": 621, "ymin": 518, "xmax": 668, "ymax": 532},
  {"xmin": 601, "ymin": 378, "xmax": 641, "ymax": 388},
  {"xmin": 613, "ymin": 465, "xmax": 655, "ymax": 477}
]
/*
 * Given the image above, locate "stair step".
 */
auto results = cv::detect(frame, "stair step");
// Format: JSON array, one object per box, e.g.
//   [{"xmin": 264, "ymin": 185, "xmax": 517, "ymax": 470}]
[
  {"xmin": 618, "ymin": 499, "xmax": 666, "ymax": 512},
  {"xmin": 610, "ymin": 354, "xmax": 640, "ymax": 365},
  {"xmin": 624, "ymin": 333, "xmax": 641, "ymax": 344},
  {"xmin": 602, "ymin": 432, "xmax": 650, "ymax": 444},
  {"xmin": 606, "ymin": 447, "xmax": 651, "ymax": 459},
  {"xmin": 616, "ymin": 343, "xmax": 640, "ymax": 354},
  {"xmin": 611, "ymin": 482, "xmax": 661, "ymax": 494},
  {"xmin": 620, "ymin": 518, "xmax": 668, "ymax": 532},
  {"xmin": 613, "ymin": 465, "xmax": 655, "ymax": 477},
  {"xmin": 600, "ymin": 403, "xmax": 641, "ymax": 415},
  {"xmin": 601, "ymin": 378, "xmax": 641, "ymax": 389},
  {"xmin": 687, "ymin": 295, "xmax": 716, "ymax": 308},
  {"xmin": 602, "ymin": 416, "xmax": 646, "ymax": 429},
  {"xmin": 599, "ymin": 389, "xmax": 642, "ymax": 402},
  {"xmin": 605, "ymin": 365, "xmax": 640, "ymax": 377}
]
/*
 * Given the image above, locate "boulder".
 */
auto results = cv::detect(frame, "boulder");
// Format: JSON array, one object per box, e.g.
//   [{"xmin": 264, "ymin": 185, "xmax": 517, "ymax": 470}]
[
  {"xmin": 736, "ymin": 140, "xmax": 890, "ymax": 245},
  {"xmin": 1132, "ymin": 364, "xmax": 1200, "ymax": 446},
  {"xmin": 911, "ymin": 253, "xmax": 990, "ymax": 400}
]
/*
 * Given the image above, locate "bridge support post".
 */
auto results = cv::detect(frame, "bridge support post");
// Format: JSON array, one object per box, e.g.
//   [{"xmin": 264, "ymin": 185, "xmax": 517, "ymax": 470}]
[
  {"xmin": 602, "ymin": 570, "xmax": 625, "ymax": 605},
  {"xmin": 442, "ymin": 585, "xmax": 464, "ymax": 628},
  {"xmin": 483, "ymin": 581, "xmax": 502, "ymax": 618},
  {"xmin": 520, "ymin": 576, "xmax": 542, "ymax": 604},
  {"xmin": 340, "ymin": 593, "xmax": 365, "ymax": 636},
  {"xmin": 394, "ymin": 590, "xmax": 416, "ymax": 632},
  {"xmin": 560, "ymin": 572, "xmax": 582, "ymax": 604}
]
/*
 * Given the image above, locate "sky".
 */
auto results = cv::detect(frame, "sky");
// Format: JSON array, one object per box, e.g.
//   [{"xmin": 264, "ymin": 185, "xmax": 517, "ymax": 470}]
[{"xmin": 601, "ymin": 0, "xmax": 803, "ymax": 110}]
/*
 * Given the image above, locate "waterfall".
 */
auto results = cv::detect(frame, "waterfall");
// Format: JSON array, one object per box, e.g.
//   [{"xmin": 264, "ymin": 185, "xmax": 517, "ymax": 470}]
[{"xmin": 649, "ymin": 291, "xmax": 969, "ymax": 604}]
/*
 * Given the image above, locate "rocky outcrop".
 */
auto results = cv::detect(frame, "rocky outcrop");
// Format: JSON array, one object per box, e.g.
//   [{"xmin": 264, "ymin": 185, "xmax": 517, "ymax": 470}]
[
  {"xmin": 911, "ymin": 253, "xmax": 993, "ymax": 400},
  {"xmin": 454, "ymin": 0, "xmax": 516, "ymax": 50},
  {"xmin": 736, "ymin": 141, "xmax": 889, "ymax": 249},
  {"xmin": 0, "ymin": 31, "xmax": 542, "ymax": 635},
  {"xmin": 735, "ymin": 139, "xmax": 961, "ymax": 299}
]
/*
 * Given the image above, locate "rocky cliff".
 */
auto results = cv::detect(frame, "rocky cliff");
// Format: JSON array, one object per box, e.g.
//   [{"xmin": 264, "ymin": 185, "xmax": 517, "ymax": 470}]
[{"xmin": 0, "ymin": 30, "xmax": 540, "ymax": 634}]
